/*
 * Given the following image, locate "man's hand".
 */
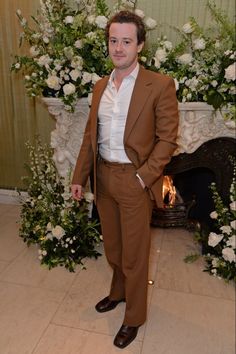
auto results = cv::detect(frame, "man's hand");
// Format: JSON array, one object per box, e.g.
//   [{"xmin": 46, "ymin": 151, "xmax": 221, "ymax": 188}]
[{"xmin": 71, "ymin": 184, "xmax": 83, "ymax": 201}]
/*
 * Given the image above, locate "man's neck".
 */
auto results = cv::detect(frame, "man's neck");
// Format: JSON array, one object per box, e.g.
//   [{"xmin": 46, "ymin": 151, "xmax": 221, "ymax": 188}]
[{"xmin": 113, "ymin": 61, "xmax": 138, "ymax": 90}]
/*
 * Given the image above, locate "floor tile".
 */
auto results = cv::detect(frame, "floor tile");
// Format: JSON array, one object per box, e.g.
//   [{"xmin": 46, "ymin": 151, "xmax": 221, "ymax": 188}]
[
  {"xmin": 0, "ymin": 219, "xmax": 26, "ymax": 262},
  {"xmin": 0, "ymin": 260, "xmax": 9, "ymax": 274},
  {"xmin": 142, "ymin": 288, "xmax": 235, "ymax": 354},
  {"xmin": 0, "ymin": 282, "xmax": 65, "ymax": 354},
  {"xmin": 156, "ymin": 228, "xmax": 235, "ymax": 300},
  {"xmin": 0, "ymin": 245, "xmax": 77, "ymax": 291},
  {"xmin": 33, "ymin": 324, "xmax": 142, "ymax": 354}
]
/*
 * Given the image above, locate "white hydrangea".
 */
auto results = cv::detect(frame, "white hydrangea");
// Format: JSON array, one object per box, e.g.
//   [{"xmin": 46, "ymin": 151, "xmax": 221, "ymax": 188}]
[
  {"xmin": 222, "ymin": 247, "xmax": 235, "ymax": 263},
  {"xmin": 145, "ymin": 17, "xmax": 157, "ymax": 30},
  {"xmin": 182, "ymin": 22, "xmax": 194, "ymax": 34},
  {"xmin": 37, "ymin": 54, "xmax": 52, "ymax": 66},
  {"xmin": 155, "ymin": 48, "xmax": 167, "ymax": 63},
  {"xmin": 81, "ymin": 71, "xmax": 92, "ymax": 84},
  {"xmin": 193, "ymin": 38, "xmax": 206, "ymax": 50},
  {"xmin": 177, "ymin": 53, "xmax": 193, "ymax": 65},
  {"xmin": 163, "ymin": 41, "xmax": 173, "ymax": 50},
  {"xmin": 134, "ymin": 9, "xmax": 145, "ymax": 19}
]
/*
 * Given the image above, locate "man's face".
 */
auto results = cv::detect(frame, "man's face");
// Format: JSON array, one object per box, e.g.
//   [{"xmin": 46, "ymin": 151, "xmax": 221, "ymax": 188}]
[{"xmin": 108, "ymin": 22, "xmax": 144, "ymax": 70}]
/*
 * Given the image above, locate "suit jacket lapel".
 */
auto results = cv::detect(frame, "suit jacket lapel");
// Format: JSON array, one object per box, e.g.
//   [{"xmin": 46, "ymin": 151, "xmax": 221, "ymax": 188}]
[{"xmin": 124, "ymin": 66, "xmax": 153, "ymax": 142}]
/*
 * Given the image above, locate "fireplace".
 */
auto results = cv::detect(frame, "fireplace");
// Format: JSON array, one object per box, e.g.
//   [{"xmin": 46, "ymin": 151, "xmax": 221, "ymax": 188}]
[{"xmin": 152, "ymin": 137, "xmax": 236, "ymax": 229}]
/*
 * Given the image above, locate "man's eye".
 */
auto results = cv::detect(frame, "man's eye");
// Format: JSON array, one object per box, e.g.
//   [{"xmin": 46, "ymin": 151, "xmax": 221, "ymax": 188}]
[
  {"xmin": 124, "ymin": 41, "xmax": 131, "ymax": 45},
  {"xmin": 110, "ymin": 39, "xmax": 116, "ymax": 44}
]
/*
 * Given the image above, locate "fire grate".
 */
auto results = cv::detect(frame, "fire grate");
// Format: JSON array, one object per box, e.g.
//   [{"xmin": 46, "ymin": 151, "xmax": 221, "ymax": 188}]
[{"xmin": 151, "ymin": 200, "xmax": 195, "ymax": 228}]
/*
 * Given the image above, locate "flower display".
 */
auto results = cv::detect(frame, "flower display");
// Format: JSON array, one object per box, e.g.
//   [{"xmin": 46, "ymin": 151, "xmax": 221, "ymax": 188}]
[
  {"xmin": 11, "ymin": 0, "xmax": 113, "ymax": 111},
  {"xmin": 19, "ymin": 138, "xmax": 101, "ymax": 272},
  {"xmin": 142, "ymin": 1, "xmax": 236, "ymax": 123},
  {"xmin": 204, "ymin": 160, "xmax": 236, "ymax": 282}
]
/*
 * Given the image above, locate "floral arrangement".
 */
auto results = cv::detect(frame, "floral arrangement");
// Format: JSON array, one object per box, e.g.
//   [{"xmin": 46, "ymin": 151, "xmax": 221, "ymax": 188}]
[
  {"xmin": 204, "ymin": 163, "xmax": 236, "ymax": 282},
  {"xmin": 142, "ymin": 0, "xmax": 236, "ymax": 123},
  {"xmin": 11, "ymin": 0, "xmax": 112, "ymax": 111},
  {"xmin": 19, "ymin": 138, "xmax": 101, "ymax": 272},
  {"xmin": 11, "ymin": 0, "xmax": 157, "ymax": 111}
]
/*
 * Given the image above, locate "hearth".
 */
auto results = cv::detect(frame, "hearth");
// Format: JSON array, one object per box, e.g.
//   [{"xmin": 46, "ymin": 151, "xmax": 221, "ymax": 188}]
[{"xmin": 152, "ymin": 137, "xmax": 236, "ymax": 229}]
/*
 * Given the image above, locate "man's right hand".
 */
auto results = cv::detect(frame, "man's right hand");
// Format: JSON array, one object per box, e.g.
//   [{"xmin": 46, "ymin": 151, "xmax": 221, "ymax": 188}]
[{"xmin": 71, "ymin": 184, "xmax": 83, "ymax": 201}]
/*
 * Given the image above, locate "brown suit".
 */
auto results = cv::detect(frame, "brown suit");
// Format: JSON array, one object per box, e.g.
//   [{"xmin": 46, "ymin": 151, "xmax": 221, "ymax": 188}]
[{"xmin": 72, "ymin": 66, "xmax": 179, "ymax": 325}]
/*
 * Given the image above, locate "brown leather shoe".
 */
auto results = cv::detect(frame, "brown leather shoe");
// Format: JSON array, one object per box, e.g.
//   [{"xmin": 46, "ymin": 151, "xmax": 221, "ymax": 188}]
[
  {"xmin": 95, "ymin": 296, "xmax": 125, "ymax": 313},
  {"xmin": 113, "ymin": 324, "xmax": 139, "ymax": 348}
]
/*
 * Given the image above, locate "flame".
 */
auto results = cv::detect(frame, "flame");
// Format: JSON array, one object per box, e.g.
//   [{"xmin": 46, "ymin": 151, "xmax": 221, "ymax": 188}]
[{"xmin": 162, "ymin": 176, "xmax": 176, "ymax": 205}]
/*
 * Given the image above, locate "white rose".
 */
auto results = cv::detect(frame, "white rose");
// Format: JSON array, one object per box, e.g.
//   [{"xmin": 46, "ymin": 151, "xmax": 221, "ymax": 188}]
[
  {"xmin": 193, "ymin": 38, "xmax": 206, "ymax": 50},
  {"xmin": 63, "ymin": 83, "xmax": 76, "ymax": 95},
  {"xmin": 230, "ymin": 220, "xmax": 236, "ymax": 229},
  {"xmin": 74, "ymin": 39, "xmax": 83, "ymax": 49},
  {"xmin": 30, "ymin": 46, "xmax": 40, "ymax": 57},
  {"xmin": 64, "ymin": 16, "xmax": 74, "ymax": 24},
  {"xmin": 95, "ymin": 15, "xmax": 108, "ymax": 29},
  {"xmin": 182, "ymin": 22, "xmax": 194, "ymax": 34},
  {"xmin": 210, "ymin": 211, "xmax": 218, "ymax": 219},
  {"xmin": 46, "ymin": 75, "xmax": 61, "ymax": 90},
  {"xmin": 226, "ymin": 235, "xmax": 236, "ymax": 248},
  {"xmin": 91, "ymin": 73, "xmax": 101, "ymax": 84},
  {"xmin": 43, "ymin": 36, "xmax": 49, "ymax": 44},
  {"xmin": 46, "ymin": 222, "xmax": 53, "ymax": 231},
  {"xmin": 69, "ymin": 69, "xmax": 81, "ymax": 81},
  {"xmin": 208, "ymin": 232, "xmax": 224, "ymax": 247},
  {"xmin": 155, "ymin": 48, "xmax": 167, "ymax": 63},
  {"xmin": 52, "ymin": 225, "xmax": 65, "ymax": 240},
  {"xmin": 82, "ymin": 72, "xmax": 92, "ymax": 84},
  {"xmin": 211, "ymin": 80, "xmax": 218, "ymax": 87},
  {"xmin": 145, "ymin": 17, "xmax": 157, "ymax": 29},
  {"xmin": 25, "ymin": 75, "xmax": 30, "ymax": 80},
  {"xmin": 222, "ymin": 247, "xmax": 235, "ymax": 263},
  {"xmin": 134, "ymin": 9, "xmax": 145, "ymax": 18},
  {"xmin": 220, "ymin": 225, "xmax": 232, "ymax": 235},
  {"xmin": 84, "ymin": 192, "xmax": 94, "ymax": 203},
  {"xmin": 15, "ymin": 63, "xmax": 21, "ymax": 69},
  {"xmin": 224, "ymin": 62, "xmax": 236, "ymax": 81},
  {"xmin": 230, "ymin": 201, "xmax": 236, "ymax": 211},
  {"xmin": 177, "ymin": 53, "xmax": 193, "ymax": 65},
  {"xmin": 37, "ymin": 54, "xmax": 52, "ymax": 66}
]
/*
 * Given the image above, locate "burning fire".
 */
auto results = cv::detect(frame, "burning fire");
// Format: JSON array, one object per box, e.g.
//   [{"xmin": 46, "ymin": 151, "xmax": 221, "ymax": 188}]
[{"xmin": 162, "ymin": 176, "xmax": 176, "ymax": 205}]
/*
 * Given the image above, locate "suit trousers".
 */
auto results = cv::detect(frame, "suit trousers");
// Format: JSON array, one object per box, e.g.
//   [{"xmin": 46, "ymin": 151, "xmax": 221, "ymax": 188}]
[{"xmin": 96, "ymin": 158, "xmax": 153, "ymax": 326}]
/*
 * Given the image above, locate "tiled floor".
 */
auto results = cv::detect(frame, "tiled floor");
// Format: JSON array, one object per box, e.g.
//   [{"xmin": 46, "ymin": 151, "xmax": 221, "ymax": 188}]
[{"xmin": 0, "ymin": 202, "xmax": 235, "ymax": 354}]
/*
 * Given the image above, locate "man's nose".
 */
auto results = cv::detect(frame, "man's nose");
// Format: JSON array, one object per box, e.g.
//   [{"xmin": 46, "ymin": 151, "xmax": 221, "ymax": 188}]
[{"xmin": 115, "ymin": 41, "xmax": 123, "ymax": 51}]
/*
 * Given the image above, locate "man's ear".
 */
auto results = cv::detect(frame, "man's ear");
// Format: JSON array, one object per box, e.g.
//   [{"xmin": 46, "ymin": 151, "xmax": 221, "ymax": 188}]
[{"xmin": 137, "ymin": 41, "xmax": 144, "ymax": 53}]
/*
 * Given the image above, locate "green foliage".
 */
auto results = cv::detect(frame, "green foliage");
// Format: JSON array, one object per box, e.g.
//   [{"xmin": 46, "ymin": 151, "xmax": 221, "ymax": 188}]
[{"xmin": 19, "ymin": 138, "xmax": 101, "ymax": 272}]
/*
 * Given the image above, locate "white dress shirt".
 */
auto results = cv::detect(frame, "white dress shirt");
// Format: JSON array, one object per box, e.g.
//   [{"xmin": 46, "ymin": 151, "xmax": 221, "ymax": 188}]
[{"xmin": 98, "ymin": 63, "xmax": 139, "ymax": 163}]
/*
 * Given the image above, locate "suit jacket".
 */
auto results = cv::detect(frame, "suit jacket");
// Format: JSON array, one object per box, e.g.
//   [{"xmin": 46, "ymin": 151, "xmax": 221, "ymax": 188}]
[{"xmin": 72, "ymin": 66, "xmax": 179, "ymax": 207}]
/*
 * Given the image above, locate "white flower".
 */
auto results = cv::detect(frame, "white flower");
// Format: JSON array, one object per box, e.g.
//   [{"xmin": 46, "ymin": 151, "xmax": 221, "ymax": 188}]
[
  {"xmin": 43, "ymin": 36, "xmax": 49, "ymax": 44},
  {"xmin": 46, "ymin": 222, "xmax": 53, "ymax": 231},
  {"xmin": 134, "ymin": 9, "xmax": 145, "ymax": 18},
  {"xmin": 46, "ymin": 75, "xmax": 61, "ymax": 90},
  {"xmin": 153, "ymin": 58, "xmax": 161, "ymax": 69},
  {"xmin": 182, "ymin": 22, "xmax": 194, "ymax": 34},
  {"xmin": 230, "ymin": 220, "xmax": 236, "ymax": 229},
  {"xmin": 82, "ymin": 72, "xmax": 92, "ymax": 84},
  {"xmin": 87, "ymin": 15, "xmax": 96, "ymax": 24},
  {"xmin": 226, "ymin": 235, "xmax": 236, "ymax": 248},
  {"xmin": 52, "ymin": 225, "xmax": 65, "ymax": 240},
  {"xmin": 64, "ymin": 16, "xmax": 74, "ymax": 24},
  {"xmin": 140, "ymin": 56, "xmax": 147, "ymax": 63},
  {"xmin": 71, "ymin": 56, "xmax": 83, "ymax": 70},
  {"xmin": 163, "ymin": 41, "xmax": 173, "ymax": 50},
  {"xmin": 220, "ymin": 225, "xmax": 232, "ymax": 235},
  {"xmin": 74, "ymin": 39, "xmax": 83, "ymax": 49},
  {"xmin": 208, "ymin": 232, "xmax": 224, "ymax": 247},
  {"xmin": 177, "ymin": 53, "xmax": 193, "ymax": 65},
  {"xmin": 91, "ymin": 73, "xmax": 101, "ymax": 84},
  {"xmin": 230, "ymin": 201, "xmax": 236, "ymax": 211},
  {"xmin": 25, "ymin": 75, "xmax": 30, "ymax": 80},
  {"xmin": 212, "ymin": 257, "xmax": 219, "ymax": 268},
  {"xmin": 63, "ymin": 83, "xmax": 76, "ymax": 95},
  {"xmin": 69, "ymin": 69, "xmax": 81, "ymax": 81},
  {"xmin": 42, "ymin": 250, "xmax": 47, "ymax": 256},
  {"xmin": 174, "ymin": 78, "xmax": 179, "ymax": 91},
  {"xmin": 95, "ymin": 15, "xmax": 107, "ymax": 29},
  {"xmin": 16, "ymin": 9, "xmax": 22, "ymax": 15},
  {"xmin": 224, "ymin": 62, "xmax": 236, "ymax": 81},
  {"xmin": 15, "ymin": 63, "xmax": 21, "ymax": 69},
  {"xmin": 37, "ymin": 54, "xmax": 52, "ymax": 66},
  {"xmin": 29, "ymin": 46, "xmax": 40, "ymax": 57},
  {"xmin": 155, "ymin": 48, "xmax": 167, "ymax": 63},
  {"xmin": 193, "ymin": 38, "xmax": 206, "ymax": 50},
  {"xmin": 84, "ymin": 192, "xmax": 94, "ymax": 203},
  {"xmin": 145, "ymin": 17, "xmax": 157, "ymax": 30},
  {"xmin": 210, "ymin": 211, "xmax": 218, "ymax": 219},
  {"xmin": 222, "ymin": 247, "xmax": 235, "ymax": 263},
  {"xmin": 211, "ymin": 80, "xmax": 218, "ymax": 87}
]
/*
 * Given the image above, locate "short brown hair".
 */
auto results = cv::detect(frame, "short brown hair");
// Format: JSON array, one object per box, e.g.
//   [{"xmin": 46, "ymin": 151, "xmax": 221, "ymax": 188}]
[{"xmin": 105, "ymin": 10, "xmax": 146, "ymax": 45}]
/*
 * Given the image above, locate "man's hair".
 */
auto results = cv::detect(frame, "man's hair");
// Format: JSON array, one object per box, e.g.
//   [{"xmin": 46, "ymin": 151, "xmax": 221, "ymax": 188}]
[{"xmin": 105, "ymin": 10, "xmax": 146, "ymax": 45}]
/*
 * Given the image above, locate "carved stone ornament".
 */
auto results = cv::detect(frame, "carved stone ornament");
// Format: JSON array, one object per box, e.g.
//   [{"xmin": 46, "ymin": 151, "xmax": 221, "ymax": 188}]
[
  {"xmin": 41, "ymin": 97, "xmax": 90, "ymax": 177},
  {"xmin": 175, "ymin": 102, "xmax": 236, "ymax": 156}
]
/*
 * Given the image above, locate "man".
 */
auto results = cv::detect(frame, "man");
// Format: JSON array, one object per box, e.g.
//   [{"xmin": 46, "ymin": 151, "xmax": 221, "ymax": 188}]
[{"xmin": 71, "ymin": 10, "xmax": 179, "ymax": 349}]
